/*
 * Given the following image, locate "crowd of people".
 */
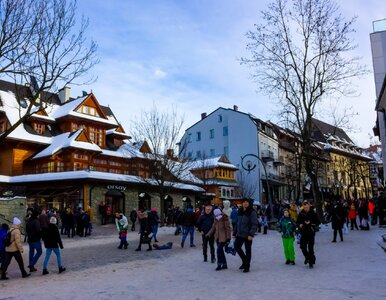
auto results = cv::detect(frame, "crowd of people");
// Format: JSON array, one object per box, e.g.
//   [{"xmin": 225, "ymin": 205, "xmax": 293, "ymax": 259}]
[
  {"xmin": 1, "ymin": 194, "xmax": 384, "ymax": 280},
  {"xmin": 0, "ymin": 208, "xmax": 66, "ymax": 280}
]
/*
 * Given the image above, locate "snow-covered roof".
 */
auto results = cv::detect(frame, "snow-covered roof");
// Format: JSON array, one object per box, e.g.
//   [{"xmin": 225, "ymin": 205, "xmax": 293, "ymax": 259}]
[
  {"xmin": 49, "ymin": 95, "xmax": 118, "ymax": 126},
  {"xmin": 0, "ymin": 171, "xmax": 204, "ymax": 192},
  {"xmin": 190, "ymin": 156, "xmax": 239, "ymax": 170},
  {"xmin": 0, "ymin": 90, "xmax": 52, "ymax": 144},
  {"xmin": 29, "ymin": 113, "xmax": 56, "ymax": 122},
  {"xmin": 32, "ymin": 130, "xmax": 102, "ymax": 159}
]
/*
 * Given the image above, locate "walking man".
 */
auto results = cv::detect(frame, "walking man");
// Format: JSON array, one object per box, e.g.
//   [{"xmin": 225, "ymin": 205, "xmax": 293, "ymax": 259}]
[
  {"xmin": 180, "ymin": 205, "xmax": 196, "ymax": 248},
  {"xmin": 297, "ymin": 200, "xmax": 321, "ymax": 268},
  {"xmin": 233, "ymin": 199, "xmax": 258, "ymax": 273},
  {"xmin": 26, "ymin": 211, "xmax": 43, "ymax": 272}
]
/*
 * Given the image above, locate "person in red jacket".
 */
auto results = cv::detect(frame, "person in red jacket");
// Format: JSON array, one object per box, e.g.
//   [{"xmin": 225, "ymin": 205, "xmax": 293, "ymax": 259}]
[{"xmin": 348, "ymin": 204, "xmax": 358, "ymax": 230}]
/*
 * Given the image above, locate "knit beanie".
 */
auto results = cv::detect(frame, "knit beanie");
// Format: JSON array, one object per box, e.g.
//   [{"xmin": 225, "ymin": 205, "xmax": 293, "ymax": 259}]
[
  {"xmin": 213, "ymin": 209, "xmax": 222, "ymax": 217},
  {"xmin": 50, "ymin": 217, "xmax": 57, "ymax": 224},
  {"xmin": 13, "ymin": 217, "xmax": 21, "ymax": 225}
]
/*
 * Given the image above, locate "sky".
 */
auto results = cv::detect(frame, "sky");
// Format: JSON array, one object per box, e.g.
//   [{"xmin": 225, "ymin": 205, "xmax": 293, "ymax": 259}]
[{"xmin": 72, "ymin": 0, "xmax": 386, "ymax": 148}]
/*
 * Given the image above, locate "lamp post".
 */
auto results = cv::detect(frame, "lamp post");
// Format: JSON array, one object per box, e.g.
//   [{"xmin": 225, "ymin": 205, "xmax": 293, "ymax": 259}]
[{"xmin": 240, "ymin": 153, "xmax": 275, "ymax": 222}]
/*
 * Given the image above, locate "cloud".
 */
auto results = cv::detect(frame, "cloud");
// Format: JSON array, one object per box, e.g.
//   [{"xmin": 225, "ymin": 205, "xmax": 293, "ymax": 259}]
[{"xmin": 153, "ymin": 68, "xmax": 167, "ymax": 79}]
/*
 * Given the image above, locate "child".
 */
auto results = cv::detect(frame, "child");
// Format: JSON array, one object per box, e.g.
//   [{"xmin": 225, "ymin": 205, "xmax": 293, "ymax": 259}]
[
  {"xmin": 277, "ymin": 209, "xmax": 296, "ymax": 265},
  {"xmin": 348, "ymin": 204, "xmax": 358, "ymax": 230}
]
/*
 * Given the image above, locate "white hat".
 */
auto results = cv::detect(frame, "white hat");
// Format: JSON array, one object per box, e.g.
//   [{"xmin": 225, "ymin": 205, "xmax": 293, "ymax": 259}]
[
  {"xmin": 13, "ymin": 217, "xmax": 21, "ymax": 225},
  {"xmin": 50, "ymin": 217, "xmax": 57, "ymax": 224},
  {"xmin": 213, "ymin": 208, "xmax": 222, "ymax": 216}
]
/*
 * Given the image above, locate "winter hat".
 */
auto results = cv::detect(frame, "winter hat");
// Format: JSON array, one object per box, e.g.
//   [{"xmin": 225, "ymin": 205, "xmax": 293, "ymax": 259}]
[
  {"xmin": 13, "ymin": 217, "xmax": 21, "ymax": 225},
  {"xmin": 50, "ymin": 217, "xmax": 57, "ymax": 224},
  {"xmin": 151, "ymin": 207, "xmax": 157, "ymax": 212},
  {"xmin": 213, "ymin": 208, "xmax": 222, "ymax": 216}
]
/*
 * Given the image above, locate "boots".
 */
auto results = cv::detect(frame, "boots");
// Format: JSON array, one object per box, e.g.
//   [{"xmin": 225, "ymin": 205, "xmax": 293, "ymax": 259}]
[
  {"xmin": 43, "ymin": 269, "xmax": 49, "ymax": 275},
  {"xmin": 59, "ymin": 267, "xmax": 66, "ymax": 274}
]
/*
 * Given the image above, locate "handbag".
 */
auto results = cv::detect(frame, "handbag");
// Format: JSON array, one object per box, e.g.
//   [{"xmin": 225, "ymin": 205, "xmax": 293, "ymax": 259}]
[
  {"xmin": 343, "ymin": 223, "xmax": 349, "ymax": 235},
  {"xmin": 141, "ymin": 235, "xmax": 151, "ymax": 244}
]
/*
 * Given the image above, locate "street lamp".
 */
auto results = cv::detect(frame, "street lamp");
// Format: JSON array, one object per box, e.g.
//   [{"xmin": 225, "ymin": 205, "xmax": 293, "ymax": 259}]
[{"xmin": 240, "ymin": 153, "xmax": 275, "ymax": 222}]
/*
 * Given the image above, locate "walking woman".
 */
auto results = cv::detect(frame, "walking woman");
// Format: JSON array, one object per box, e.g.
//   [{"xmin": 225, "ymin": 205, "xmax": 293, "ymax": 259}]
[
  {"xmin": 207, "ymin": 208, "xmax": 232, "ymax": 271},
  {"xmin": 135, "ymin": 210, "xmax": 152, "ymax": 251},
  {"xmin": 1, "ymin": 217, "xmax": 30, "ymax": 280},
  {"xmin": 278, "ymin": 209, "xmax": 296, "ymax": 265},
  {"xmin": 42, "ymin": 217, "xmax": 66, "ymax": 275}
]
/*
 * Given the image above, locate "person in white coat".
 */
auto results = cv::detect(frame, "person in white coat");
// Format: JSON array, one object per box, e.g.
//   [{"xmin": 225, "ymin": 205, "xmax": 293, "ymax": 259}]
[{"xmin": 115, "ymin": 211, "xmax": 129, "ymax": 249}]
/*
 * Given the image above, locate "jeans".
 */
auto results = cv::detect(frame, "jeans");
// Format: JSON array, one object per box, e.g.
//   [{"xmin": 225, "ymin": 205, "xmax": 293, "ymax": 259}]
[
  {"xmin": 300, "ymin": 234, "xmax": 315, "ymax": 264},
  {"xmin": 1, "ymin": 251, "xmax": 28, "ymax": 277},
  {"xmin": 151, "ymin": 224, "xmax": 159, "ymax": 241},
  {"xmin": 234, "ymin": 236, "xmax": 252, "ymax": 268},
  {"xmin": 201, "ymin": 234, "xmax": 215, "ymax": 260},
  {"xmin": 216, "ymin": 242, "xmax": 227, "ymax": 267},
  {"xmin": 43, "ymin": 248, "xmax": 62, "ymax": 269},
  {"xmin": 28, "ymin": 241, "xmax": 42, "ymax": 268},
  {"xmin": 182, "ymin": 226, "xmax": 195, "ymax": 245}
]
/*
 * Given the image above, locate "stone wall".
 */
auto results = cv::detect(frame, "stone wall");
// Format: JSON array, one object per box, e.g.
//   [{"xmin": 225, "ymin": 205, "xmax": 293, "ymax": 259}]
[{"xmin": 0, "ymin": 197, "xmax": 27, "ymax": 226}]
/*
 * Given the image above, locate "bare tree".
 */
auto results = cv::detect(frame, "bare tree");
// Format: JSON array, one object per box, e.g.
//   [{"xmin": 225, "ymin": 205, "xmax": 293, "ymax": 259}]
[
  {"xmin": 130, "ymin": 105, "xmax": 195, "ymax": 219},
  {"xmin": 0, "ymin": 0, "xmax": 98, "ymax": 144},
  {"xmin": 235, "ymin": 169, "xmax": 258, "ymax": 200},
  {"xmin": 241, "ymin": 0, "xmax": 367, "ymax": 216}
]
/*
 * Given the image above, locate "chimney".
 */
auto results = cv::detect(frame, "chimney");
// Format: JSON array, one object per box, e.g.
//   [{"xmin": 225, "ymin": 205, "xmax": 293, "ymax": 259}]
[
  {"xmin": 233, "ymin": 105, "xmax": 238, "ymax": 111},
  {"xmin": 201, "ymin": 112, "xmax": 207, "ymax": 120},
  {"xmin": 58, "ymin": 86, "xmax": 71, "ymax": 104},
  {"xmin": 166, "ymin": 149, "xmax": 174, "ymax": 158}
]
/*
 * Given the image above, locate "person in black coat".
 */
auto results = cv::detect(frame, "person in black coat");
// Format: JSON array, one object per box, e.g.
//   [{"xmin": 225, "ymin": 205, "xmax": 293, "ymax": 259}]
[
  {"xmin": 197, "ymin": 205, "xmax": 215, "ymax": 263},
  {"xmin": 135, "ymin": 210, "xmax": 152, "ymax": 251},
  {"xmin": 42, "ymin": 217, "xmax": 66, "ymax": 275},
  {"xmin": 297, "ymin": 201, "xmax": 321, "ymax": 269},
  {"xmin": 330, "ymin": 200, "xmax": 345, "ymax": 242},
  {"xmin": 25, "ymin": 211, "xmax": 42, "ymax": 272},
  {"xmin": 130, "ymin": 209, "xmax": 137, "ymax": 231},
  {"xmin": 232, "ymin": 199, "xmax": 258, "ymax": 273},
  {"xmin": 180, "ymin": 205, "xmax": 197, "ymax": 248}
]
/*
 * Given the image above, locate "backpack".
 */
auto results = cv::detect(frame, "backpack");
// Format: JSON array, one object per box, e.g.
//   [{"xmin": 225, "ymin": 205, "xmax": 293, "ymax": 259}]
[{"xmin": 4, "ymin": 229, "xmax": 14, "ymax": 247}]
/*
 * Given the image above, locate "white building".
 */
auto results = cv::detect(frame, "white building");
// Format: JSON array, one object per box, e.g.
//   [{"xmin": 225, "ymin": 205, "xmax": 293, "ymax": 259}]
[
  {"xmin": 371, "ymin": 19, "xmax": 386, "ymax": 183},
  {"xmin": 179, "ymin": 106, "xmax": 282, "ymax": 204}
]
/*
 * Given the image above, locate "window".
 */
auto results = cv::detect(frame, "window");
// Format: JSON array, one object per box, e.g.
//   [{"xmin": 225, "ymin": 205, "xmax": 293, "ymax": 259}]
[
  {"xmin": 210, "ymin": 149, "xmax": 215, "ymax": 157},
  {"xmin": 73, "ymin": 153, "xmax": 89, "ymax": 160},
  {"xmin": 109, "ymin": 161, "xmax": 122, "ymax": 167},
  {"xmin": 57, "ymin": 162, "xmax": 64, "ymax": 172},
  {"xmin": 218, "ymin": 114, "xmax": 222, "ymax": 122},
  {"xmin": 196, "ymin": 131, "xmax": 201, "ymax": 141},
  {"xmin": 188, "ymin": 133, "xmax": 192, "ymax": 142},
  {"xmin": 196, "ymin": 151, "xmax": 201, "ymax": 159},
  {"xmin": 93, "ymin": 158, "xmax": 107, "ymax": 165},
  {"xmin": 76, "ymin": 105, "xmax": 100, "ymax": 117},
  {"xmin": 223, "ymin": 126, "xmax": 228, "ymax": 136},
  {"xmin": 209, "ymin": 129, "xmax": 214, "ymax": 139},
  {"xmin": 188, "ymin": 152, "xmax": 192, "ymax": 158},
  {"xmin": 74, "ymin": 162, "xmax": 88, "ymax": 171},
  {"xmin": 33, "ymin": 123, "xmax": 45, "ymax": 134},
  {"xmin": 89, "ymin": 126, "xmax": 103, "ymax": 146}
]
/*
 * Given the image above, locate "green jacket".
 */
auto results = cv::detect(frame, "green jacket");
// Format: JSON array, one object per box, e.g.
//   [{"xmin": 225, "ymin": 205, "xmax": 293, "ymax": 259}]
[{"xmin": 278, "ymin": 216, "xmax": 296, "ymax": 238}]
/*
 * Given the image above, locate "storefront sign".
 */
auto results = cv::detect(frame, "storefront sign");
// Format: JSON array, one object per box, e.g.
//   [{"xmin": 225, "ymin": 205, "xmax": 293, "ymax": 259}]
[{"xmin": 106, "ymin": 185, "xmax": 126, "ymax": 192}]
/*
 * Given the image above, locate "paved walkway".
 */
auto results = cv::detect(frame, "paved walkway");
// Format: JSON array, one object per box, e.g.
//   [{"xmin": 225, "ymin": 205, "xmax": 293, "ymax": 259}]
[{"xmin": 1, "ymin": 224, "xmax": 385, "ymax": 300}]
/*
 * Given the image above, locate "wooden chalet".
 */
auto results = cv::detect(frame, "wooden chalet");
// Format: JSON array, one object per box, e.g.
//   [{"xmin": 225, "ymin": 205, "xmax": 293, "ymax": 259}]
[
  {"xmin": 189, "ymin": 155, "xmax": 241, "ymax": 205},
  {"xmin": 0, "ymin": 80, "xmax": 203, "ymax": 223}
]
